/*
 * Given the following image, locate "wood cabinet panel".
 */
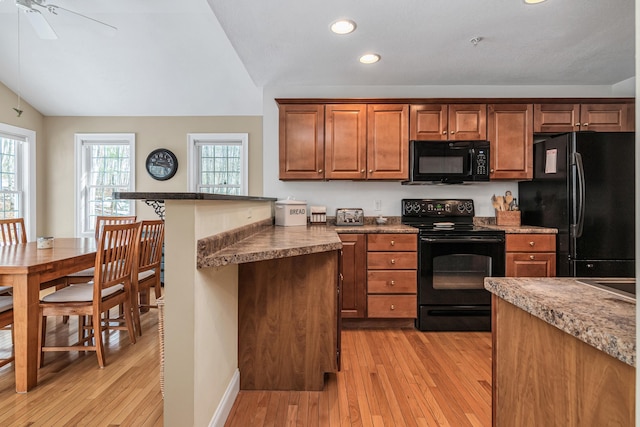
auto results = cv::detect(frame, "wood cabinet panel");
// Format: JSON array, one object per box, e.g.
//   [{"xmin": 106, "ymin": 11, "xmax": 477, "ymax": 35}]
[
  {"xmin": 367, "ymin": 295, "xmax": 417, "ymax": 318},
  {"xmin": 409, "ymin": 104, "xmax": 447, "ymax": 140},
  {"xmin": 488, "ymin": 104, "xmax": 533, "ymax": 180},
  {"xmin": 505, "ymin": 234, "xmax": 556, "ymax": 277},
  {"xmin": 325, "ymin": 104, "xmax": 367, "ymax": 179},
  {"xmin": 367, "ymin": 233, "xmax": 417, "ymax": 252},
  {"xmin": 534, "ymin": 103, "xmax": 634, "ymax": 132},
  {"xmin": 367, "ymin": 270, "xmax": 417, "ymax": 294},
  {"xmin": 367, "ymin": 252, "xmax": 418, "ymax": 270},
  {"xmin": 339, "ymin": 234, "xmax": 367, "ymax": 318},
  {"xmin": 238, "ymin": 251, "xmax": 339, "ymax": 390},
  {"xmin": 505, "ymin": 253, "xmax": 556, "ymax": 277},
  {"xmin": 448, "ymin": 104, "xmax": 487, "ymax": 140},
  {"xmin": 366, "ymin": 104, "xmax": 409, "ymax": 180},
  {"xmin": 278, "ymin": 104, "xmax": 325, "ymax": 180},
  {"xmin": 493, "ymin": 296, "xmax": 634, "ymax": 426},
  {"xmin": 580, "ymin": 103, "xmax": 633, "ymax": 132}
]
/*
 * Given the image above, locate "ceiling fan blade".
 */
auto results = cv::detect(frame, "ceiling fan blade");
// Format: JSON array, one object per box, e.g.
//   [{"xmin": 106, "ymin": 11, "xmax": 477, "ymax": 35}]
[
  {"xmin": 48, "ymin": 4, "xmax": 117, "ymax": 35},
  {"xmin": 23, "ymin": 8, "xmax": 57, "ymax": 39}
]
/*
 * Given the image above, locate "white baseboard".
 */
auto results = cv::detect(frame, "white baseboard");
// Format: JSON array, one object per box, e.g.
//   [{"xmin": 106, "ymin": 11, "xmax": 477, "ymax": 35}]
[{"xmin": 209, "ymin": 368, "xmax": 240, "ymax": 427}]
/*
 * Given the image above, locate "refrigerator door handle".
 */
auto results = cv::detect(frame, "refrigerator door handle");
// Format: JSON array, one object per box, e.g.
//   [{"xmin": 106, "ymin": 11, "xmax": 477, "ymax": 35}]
[{"xmin": 573, "ymin": 152, "xmax": 585, "ymax": 238}]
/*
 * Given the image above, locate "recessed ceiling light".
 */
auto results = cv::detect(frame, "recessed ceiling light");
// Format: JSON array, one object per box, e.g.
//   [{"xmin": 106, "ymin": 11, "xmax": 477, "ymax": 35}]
[
  {"xmin": 330, "ymin": 20, "xmax": 356, "ymax": 35},
  {"xmin": 359, "ymin": 53, "xmax": 380, "ymax": 64},
  {"xmin": 524, "ymin": 0, "xmax": 547, "ymax": 4}
]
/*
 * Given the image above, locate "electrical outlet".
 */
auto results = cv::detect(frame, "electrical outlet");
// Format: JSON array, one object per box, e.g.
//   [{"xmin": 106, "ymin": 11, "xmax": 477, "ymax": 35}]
[{"xmin": 374, "ymin": 200, "xmax": 382, "ymax": 211}]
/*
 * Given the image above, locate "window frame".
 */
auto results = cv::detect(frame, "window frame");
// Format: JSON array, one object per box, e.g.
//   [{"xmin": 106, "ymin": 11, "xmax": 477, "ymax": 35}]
[
  {"xmin": 0, "ymin": 123, "xmax": 36, "ymax": 240},
  {"xmin": 74, "ymin": 133, "xmax": 136, "ymax": 238},
  {"xmin": 187, "ymin": 133, "xmax": 249, "ymax": 196}
]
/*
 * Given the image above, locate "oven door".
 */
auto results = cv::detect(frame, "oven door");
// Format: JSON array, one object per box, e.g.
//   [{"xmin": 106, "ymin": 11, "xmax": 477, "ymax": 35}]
[
  {"xmin": 419, "ymin": 233, "xmax": 504, "ymax": 305},
  {"xmin": 417, "ymin": 233, "xmax": 505, "ymax": 331},
  {"xmin": 419, "ymin": 234, "xmax": 505, "ymax": 305}
]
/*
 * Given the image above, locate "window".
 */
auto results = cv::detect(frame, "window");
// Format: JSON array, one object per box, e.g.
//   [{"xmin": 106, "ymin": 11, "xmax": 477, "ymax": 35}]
[
  {"xmin": 0, "ymin": 123, "xmax": 36, "ymax": 239},
  {"xmin": 187, "ymin": 133, "xmax": 248, "ymax": 196},
  {"xmin": 75, "ymin": 133, "xmax": 135, "ymax": 238}
]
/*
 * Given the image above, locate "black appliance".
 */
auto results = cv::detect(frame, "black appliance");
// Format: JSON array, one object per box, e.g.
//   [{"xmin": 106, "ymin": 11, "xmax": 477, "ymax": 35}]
[
  {"xmin": 405, "ymin": 140, "xmax": 490, "ymax": 184},
  {"xmin": 402, "ymin": 199, "xmax": 505, "ymax": 331},
  {"xmin": 518, "ymin": 132, "xmax": 635, "ymax": 277}
]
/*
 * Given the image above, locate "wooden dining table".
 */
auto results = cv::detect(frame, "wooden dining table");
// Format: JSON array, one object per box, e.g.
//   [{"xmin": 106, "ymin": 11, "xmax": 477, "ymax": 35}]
[{"xmin": 0, "ymin": 238, "xmax": 96, "ymax": 392}]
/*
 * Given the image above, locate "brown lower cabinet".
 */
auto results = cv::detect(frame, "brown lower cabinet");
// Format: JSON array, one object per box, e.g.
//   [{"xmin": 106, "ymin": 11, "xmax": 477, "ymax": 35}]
[
  {"xmin": 493, "ymin": 296, "xmax": 634, "ymax": 426},
  {"xmin": 505, "ymin": 233, "xmax": 556, "ymax": 277},
  {"xmin": 339, "ymin": 233, "xmax": 417, "ymax": 319}
]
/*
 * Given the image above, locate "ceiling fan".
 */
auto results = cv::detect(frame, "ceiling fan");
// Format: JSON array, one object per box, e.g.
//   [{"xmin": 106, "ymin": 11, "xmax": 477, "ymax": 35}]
[{"xmin": 14, "ymin": 0, "xmax": 117, "ymax": 39}]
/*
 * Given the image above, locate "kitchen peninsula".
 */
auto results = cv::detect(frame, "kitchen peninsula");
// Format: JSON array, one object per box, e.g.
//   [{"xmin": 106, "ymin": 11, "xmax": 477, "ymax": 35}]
[
  {"xmin": 114, "ymin": 192, "xmax": 342, "ymax": 426},
  {"xmin": 485, "ymin": 277, "xmax": 635, "ymax": 426}
]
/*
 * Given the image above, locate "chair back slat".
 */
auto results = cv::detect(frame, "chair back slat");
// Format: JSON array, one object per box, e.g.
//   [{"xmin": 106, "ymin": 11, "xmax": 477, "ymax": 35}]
[
  {"xmin": 0, "ymin": 218, "xmax": 27, "ymax": 245},
  {"xmin": 95, "ymin": 222, "xmax": 140, "ymax": 292},
  {"xmin": 94, "ymin": 215, "xmax": 137, "ymax": 240},
  {"xmin": 136, "ymin": 220, "xmax": 165, "ymax": 273}
]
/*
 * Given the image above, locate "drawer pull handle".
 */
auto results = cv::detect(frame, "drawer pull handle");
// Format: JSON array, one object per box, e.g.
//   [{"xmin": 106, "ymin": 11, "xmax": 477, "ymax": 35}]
[
  {"xmin": 390, "ymin": 259, "xmax": 396, "ymax": 264},
  {"xmin": 390, "ymin": 304, "xmax": 395, "ymax": 310},
  {"xmin": 530, "ymin": 255, "xmax": 535, "ymax": 260},
  {"xmin": 529, "ymin": 241, "xmax": 535, "ymax": 247},
  {"xmin": 390, "ymin": 240, "xmax": 395, "ymax": 246},
  {"xmin": 389, "ymin": 280, "xmax": 395, "ymax": 286}
]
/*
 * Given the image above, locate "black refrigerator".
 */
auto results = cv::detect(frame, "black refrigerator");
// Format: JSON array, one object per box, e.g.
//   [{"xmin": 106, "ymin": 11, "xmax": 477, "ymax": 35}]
[{"xmin": 518, "ymin": 132, "xmax": 635, "ymax": 277}]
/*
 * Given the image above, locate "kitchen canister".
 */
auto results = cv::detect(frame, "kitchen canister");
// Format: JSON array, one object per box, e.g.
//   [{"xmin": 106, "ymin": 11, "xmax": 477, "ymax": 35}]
[{"xmin": 275, "ymin": 199, "xmax": 308, "ymax": 226}]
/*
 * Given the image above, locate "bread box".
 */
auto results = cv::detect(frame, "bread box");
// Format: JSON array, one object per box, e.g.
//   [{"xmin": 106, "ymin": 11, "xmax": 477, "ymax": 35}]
[{"xmin": 275, "ymin": 199, "xmax": 308, "ymax": 226}]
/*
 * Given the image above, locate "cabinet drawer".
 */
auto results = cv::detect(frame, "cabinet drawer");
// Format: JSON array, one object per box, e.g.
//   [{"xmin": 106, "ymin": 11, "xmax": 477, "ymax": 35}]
[
  {"xmin": 367, "ymin": 271, "xmax": 417, "ymax": 294},
  {"xmin": 367, "ymin": 252, "xmax": 417, "ymax": 270},
  {"xmin": 506, "ymin": 234, "xmax": 555, "ymax": 252},
  {"xmin": 367, "ymin": 295, "xmax": 416, "ymax": 318},
  {"xmin": 367, "ymin": 234, "xmax": 417, "ymax": 252}
]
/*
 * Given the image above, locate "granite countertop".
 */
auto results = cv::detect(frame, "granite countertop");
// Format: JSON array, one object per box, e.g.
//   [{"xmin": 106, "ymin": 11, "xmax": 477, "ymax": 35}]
[
  {"xmin": 479, "ymin": 224, "xmax": 557, "ymax": 234},
  {"xmin": 485, "ymin": 277, "xmax": 635, "ymax": 367},
  {"xmin": 331, "ymin": 224, "xmax": 418, "ymax": 234},
  {"xmin": 199, "ymin": 225, "xmax": 342, "ymax": 268}
]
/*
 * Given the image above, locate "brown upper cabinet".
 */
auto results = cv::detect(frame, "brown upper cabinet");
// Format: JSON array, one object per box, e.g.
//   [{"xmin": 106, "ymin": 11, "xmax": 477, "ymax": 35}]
[
  {"xmin": 279, "ymin": 104, "xmax": 325, "ymax": 180},
  {"xmin": 488, "ymin": 104, "xmax": 533, "ymax": 180},
  {"xmin": 410, "ymin": 104, "xmax": 487, "ymax": 140},
  {"xmin": 534, "ymin": 103, "xmax": 635, "ymax": 132},
  {"xmin": 281, "ymin": 103, "xmax": 409, "ymax": 180}
]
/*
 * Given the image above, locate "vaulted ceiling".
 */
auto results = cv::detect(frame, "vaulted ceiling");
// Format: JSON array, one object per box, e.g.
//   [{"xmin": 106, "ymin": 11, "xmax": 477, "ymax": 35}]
[{"xmin": 0, "ymin": 0, "xmax": 634, "ymax": 116}]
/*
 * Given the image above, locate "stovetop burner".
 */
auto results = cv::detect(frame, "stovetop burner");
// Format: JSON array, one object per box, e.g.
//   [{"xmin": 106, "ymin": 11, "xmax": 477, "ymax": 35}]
[{"xmin": 401, "ymin": 199, "xmax": 501, "ymax": 235}]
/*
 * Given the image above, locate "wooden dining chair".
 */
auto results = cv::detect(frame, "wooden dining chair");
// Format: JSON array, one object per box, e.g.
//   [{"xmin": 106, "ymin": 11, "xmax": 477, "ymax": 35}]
[
  {"xmin": 0, "ymin": 297, "xmax": 14, "ymax": 368},
  {"xmin": 131, "ymin": 220, "xmax": 164, "ymax": 336},
  {"xmin": 0, "ymin": 218, "xmax": 27, "ymax": 245},
  {"xmin": 0, "ymin": 218, "xmax": 26, "ymax": 295},
  {"xmin": 38, "ymin": 222, "xmax": 140, "ymax": 368},
  {"xmin": 64, "ymin": 215, "xmax": 137, "ymax": 285}
]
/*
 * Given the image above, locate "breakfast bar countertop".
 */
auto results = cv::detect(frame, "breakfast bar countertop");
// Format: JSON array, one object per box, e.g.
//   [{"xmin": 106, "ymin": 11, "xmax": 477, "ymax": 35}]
[{"xmin": 484, "ymin": 277, "xmax": 636, "ymax": 366}]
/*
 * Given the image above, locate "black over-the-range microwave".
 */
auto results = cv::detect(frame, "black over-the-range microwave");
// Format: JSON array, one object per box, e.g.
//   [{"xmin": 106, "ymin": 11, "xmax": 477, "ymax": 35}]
[{"xmin": 404, "ymin": 140, "xmax": 490, "ymax": 184}]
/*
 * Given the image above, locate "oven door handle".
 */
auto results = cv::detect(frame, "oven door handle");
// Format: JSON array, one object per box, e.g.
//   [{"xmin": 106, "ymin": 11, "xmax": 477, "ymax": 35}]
[{"xmin": 421, "ymin": 236, "xmax": 504, "ymax": 243}]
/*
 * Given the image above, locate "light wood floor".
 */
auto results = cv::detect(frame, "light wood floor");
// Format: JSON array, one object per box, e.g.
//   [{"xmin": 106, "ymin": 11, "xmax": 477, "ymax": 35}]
[
  {"xmin": 226, "ymin": 328, "xmax": 493, "ymax": 427},
  {"xmin": 0, "ymin": 306, "xmax": 163, "ymax": 426},
  {"xmin": 0, "ymin": 307, "xmax": 492, "ymax": 426}
]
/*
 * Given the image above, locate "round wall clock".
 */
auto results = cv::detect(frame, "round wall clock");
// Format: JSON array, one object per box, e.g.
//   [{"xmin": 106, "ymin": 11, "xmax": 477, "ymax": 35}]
[{"xmin": 145, "ymin": 148, "xmax": 178, "ymax": 181}]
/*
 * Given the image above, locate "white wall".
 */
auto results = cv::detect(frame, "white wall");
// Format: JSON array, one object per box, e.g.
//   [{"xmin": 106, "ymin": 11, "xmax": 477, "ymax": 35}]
[{"xmin": 262, "ymin": 84, "xmax": 634, "ymax": 218}]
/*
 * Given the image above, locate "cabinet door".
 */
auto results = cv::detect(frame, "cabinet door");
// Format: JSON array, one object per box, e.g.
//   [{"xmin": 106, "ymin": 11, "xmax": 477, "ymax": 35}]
[
  {"xmin": 279, "ymin": 104, "xmax": 325, "ymax": 180},
  {"xmin": 488, "ymin": 104, "xmax": 533, "ymax": 180},
  {"xmin": 580, "ymin": 103, "xmax": 633, "ymax": 132},
  {"xmin": 505, "ymin": 253, "xmax": 556, "ymax": 277},
  {"xmin": 325, "ymin": 104, "xmax": 367, "ymax": 180},
  {"xmin": 448, "ymin": 104, "xmax": 487, "ymax": 140},
  {"xmin": 339, "ymin": 234, "xmax": 367, "ymax": 318},
  {"xmin": 366, "ymin": 104, "xmax": 409, "ymax": 180},
  {"xmin": 409, "ymin": 104, "xmax": 447, "ymax": 140},
  {"xmin": 533, "ymin": 103, "xmax": 580, "ymax": 133}
]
